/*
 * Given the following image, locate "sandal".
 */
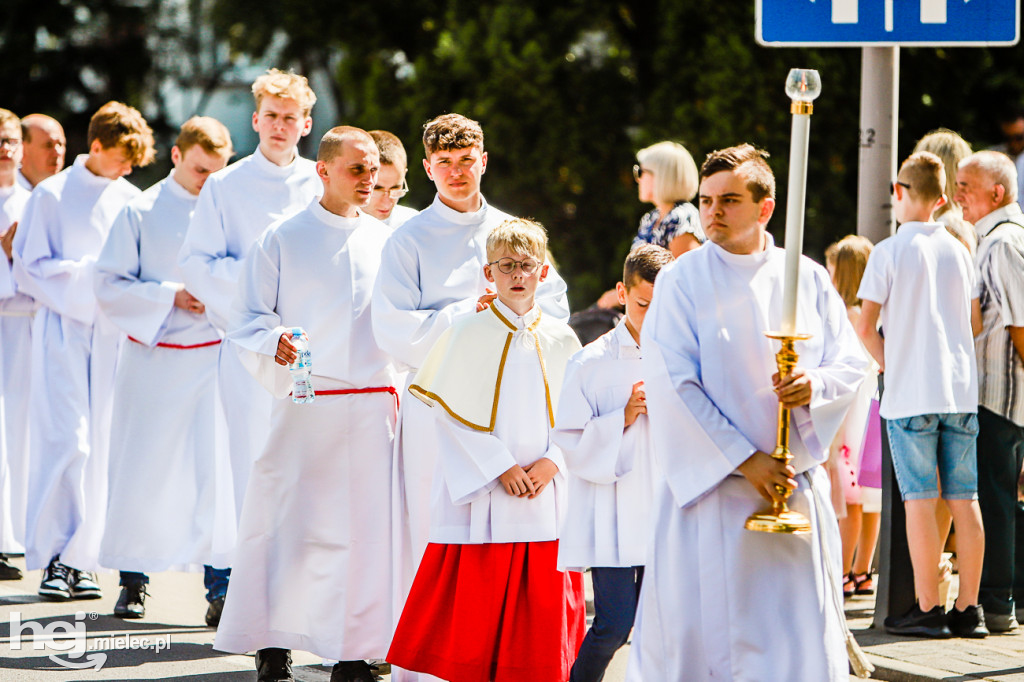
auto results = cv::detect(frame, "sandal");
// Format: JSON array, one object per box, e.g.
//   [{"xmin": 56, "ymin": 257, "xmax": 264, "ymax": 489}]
[
  {"xmin": 852, "ymin": 572, "xmax": 874, "ymax": 595},
  {"xmin": 843, "ymin": 572, "xmax": 856, "ymax": 598}
]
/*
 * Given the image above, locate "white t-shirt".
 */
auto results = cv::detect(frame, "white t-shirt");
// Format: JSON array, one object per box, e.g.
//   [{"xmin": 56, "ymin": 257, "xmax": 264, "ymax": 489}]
[{"xmin": 858, "ymin": 221, "xmax": 978, "ymax": 420}]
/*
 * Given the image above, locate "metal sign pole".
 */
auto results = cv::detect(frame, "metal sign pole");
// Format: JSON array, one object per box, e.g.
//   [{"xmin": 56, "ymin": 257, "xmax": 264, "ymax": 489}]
[{"xmin": 856, "ymin": 46, "xmax": 899, "ymax": 244}]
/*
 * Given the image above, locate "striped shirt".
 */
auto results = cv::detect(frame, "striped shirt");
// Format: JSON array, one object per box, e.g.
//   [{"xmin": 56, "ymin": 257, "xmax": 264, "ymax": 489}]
[{"xmin": 975, "ymin": 203, "xmax": 1024, "ymax": 426}]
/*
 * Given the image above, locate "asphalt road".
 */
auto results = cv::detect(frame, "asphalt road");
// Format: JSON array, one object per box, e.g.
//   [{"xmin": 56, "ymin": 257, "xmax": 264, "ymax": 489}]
[{"xmin": 0, "ymin": 558, "xmax": 629, "ymax": 681}]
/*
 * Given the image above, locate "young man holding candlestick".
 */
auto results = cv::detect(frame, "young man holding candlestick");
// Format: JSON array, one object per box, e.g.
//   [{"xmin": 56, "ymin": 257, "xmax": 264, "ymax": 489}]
[{"xmin": 626, "ymin": 144, "xmax": 866, "ymax": 681}]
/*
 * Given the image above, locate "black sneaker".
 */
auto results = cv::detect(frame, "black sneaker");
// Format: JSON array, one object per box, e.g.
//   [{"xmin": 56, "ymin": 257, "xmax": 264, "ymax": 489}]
[
  {"xmin": 114, "ymin": 584, "xmax": 147, "ymax": 619},
  {"xmin": 0, "ymin": 554, "xmax": 22, "ymax": 580},
  {"xmin": 205, "ymin": 595, "xmax": 225, "ymax": 627},
  {"xmin": 38, "ymin": 556, "xmax": 72, "ymax": 600},
  {"xmin": 330, "ymin": 660, "xmax": 382, "ymax": 682},
  {"xmin": 884, "ymin": 603, "xmax": 952, "ymax": 638},
  {"xmin": 70, "ymin": 569, "xmax": 102, "ymax": 599},
  {"xmin": 255, "ymin": 648, "xmax": 293, "ymax": 682},
  {"xmin": 948, "ymin": 604, "xmax": 989, "ymax": 638}
]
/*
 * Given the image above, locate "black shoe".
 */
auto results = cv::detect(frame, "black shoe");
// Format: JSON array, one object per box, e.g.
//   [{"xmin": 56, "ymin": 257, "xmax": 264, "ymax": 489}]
[
  {"xmin": 205, "ymin": 595, "xmax": 225, "ymax": 626},
  {"xmin": 69, "ymin": 569, "xmax": 102, "ymax": 599},
  {"xmin": 948, "ymin": 604, "xmax": 989, "ymax": 638},
  {"xmin": 330, "ymin": 660, "xmax": 382, "ymax": 682},
  {"xmin": 114, "ymin": 584, "xmax": 147, "ymax": 619},
  {"xmin": 884, "ymin": 603, "xmax": 952, "ymax": 638},
  {"xmin": 0, "ymin": 554, "xmax": 22, "ymax": 580},
  {"xmin": 256, "ymin": 648, "xmax": 293, "ymax": 682},
  {"xmin": 39, "ymin": 556, "xmax": 72, "ymax": 600}
]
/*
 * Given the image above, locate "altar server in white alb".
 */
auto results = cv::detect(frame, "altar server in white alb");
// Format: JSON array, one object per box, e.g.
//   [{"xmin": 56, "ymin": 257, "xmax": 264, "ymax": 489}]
[
  {"xmin": 13, "ymin": 102, "xmax": 155, "ymax": 600},
  {"xmin": 0, "ymin": 108, "xmax": 32, "ymax": 580},
  {"xmin": 626, "ymin": 144, "xmax": 867, "ymax": 682},
  {"xmin": 366, "ymin": 130, "xmax": 419, "ymax": 228},
  {"xmin": 555, "ymin": 244, "xmax": 672, "ymax": 682},
  {"xmin": 215, "ymin": 126, "xmax": 398, "ymax": 682},
  {"xmin": 94, "ymin": 117, "xmax": 236, "ymax": 621},
  {"xmin": 388, "ymin": 218, "xmax": 585, "ymax": 682},
  {"xmin": 371, "ymin": 115, "xmax": 570, "ymax": 660},
  {"xmin": 178, "ymin": 70, "xmax": 320, "ymax": 602}
]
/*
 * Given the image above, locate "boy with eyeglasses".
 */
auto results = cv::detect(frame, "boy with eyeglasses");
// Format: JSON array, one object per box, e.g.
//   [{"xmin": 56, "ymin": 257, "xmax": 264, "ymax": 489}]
[
  {"xmin": 388, "ymin": 218, "xmax": 584, "ymax": 682},
  {"xmin": 13, "ymin": 101, "xmax": 155, "ymax": 600},
  {"xmin": 371, "ymin": 115, "xmax": 570, "ymax": 679},
  {"xmin": 0, "ymin": 108, "xmax": 31, "ymax": 580},
  {"xmin": 856, "ymin": 151, "xmax": 987, "ymax": 638},
  {"xmin": 367, "ymin": 130, "xmax": 418, "ymax": 228}
]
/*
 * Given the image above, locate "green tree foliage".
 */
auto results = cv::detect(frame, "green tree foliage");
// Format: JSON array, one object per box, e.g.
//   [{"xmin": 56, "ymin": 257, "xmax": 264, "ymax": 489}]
[
  {"xmin": 0, "ymin": 0, "xmax": 153, "ymax": 158},
  {"xmin": 4, "ymin": 0, "xmax": 1023, "ymax": 307}
]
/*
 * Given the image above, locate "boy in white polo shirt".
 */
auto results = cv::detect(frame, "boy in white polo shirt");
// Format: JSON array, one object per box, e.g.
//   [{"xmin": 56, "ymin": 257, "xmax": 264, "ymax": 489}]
[{"xmin": 856, "ymin": 151, "xmax": 986, "ymax": 638}]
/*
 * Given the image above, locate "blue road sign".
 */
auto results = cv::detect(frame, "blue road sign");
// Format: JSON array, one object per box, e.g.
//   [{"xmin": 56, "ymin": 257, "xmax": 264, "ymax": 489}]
[{"xmin": 757, "ymin": 0, "xmax": 1020, "ymax": 46}]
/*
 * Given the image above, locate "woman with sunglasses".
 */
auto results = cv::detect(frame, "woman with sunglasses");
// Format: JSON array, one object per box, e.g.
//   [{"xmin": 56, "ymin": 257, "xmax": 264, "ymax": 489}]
[{"xmin": 632, "ymin": 141, "xmax": 705, "ymax": 258}]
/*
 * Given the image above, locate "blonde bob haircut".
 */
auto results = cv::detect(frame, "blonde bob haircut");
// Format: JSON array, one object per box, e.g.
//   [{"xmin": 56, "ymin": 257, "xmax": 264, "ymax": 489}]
[
  {"xmin": 825, "ymin": 235, "xmax": 873, "ymax": 308},
  {"xmin": 87, "ymin": 101, "xmax": 156, "ymax": 167},
  {"xmin": 636, "ymin": 141, "xmax": 699, "ymax": 204},
  {"xmin": 486, "ymin": 218, "xmax": 547, "ymax": 262},
  {"xmin": 251, "ymin": 68, "xmax": 317, "ymax": 116}
]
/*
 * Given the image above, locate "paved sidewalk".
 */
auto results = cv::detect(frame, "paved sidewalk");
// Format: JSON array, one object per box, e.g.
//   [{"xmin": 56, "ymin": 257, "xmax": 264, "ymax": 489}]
[{"xmin": 847, "ymin": 578, "xmax": 1024, "ymax": 681}]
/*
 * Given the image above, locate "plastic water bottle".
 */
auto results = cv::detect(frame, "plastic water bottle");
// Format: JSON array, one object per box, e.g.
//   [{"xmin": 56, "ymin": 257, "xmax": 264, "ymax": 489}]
[{"xmin": 289, "ymin": 327, "xmax": 315, "ymax": 404}]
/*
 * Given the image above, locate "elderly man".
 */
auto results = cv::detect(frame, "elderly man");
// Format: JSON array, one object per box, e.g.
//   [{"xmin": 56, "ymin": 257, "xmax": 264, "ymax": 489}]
[
  {"xmin": 957, "ymin": 150, "xmax": 1024, "ymax": 632},
  {"xmin": 18, "ymin": 114, "xmax": 65, "ymax": 190}
]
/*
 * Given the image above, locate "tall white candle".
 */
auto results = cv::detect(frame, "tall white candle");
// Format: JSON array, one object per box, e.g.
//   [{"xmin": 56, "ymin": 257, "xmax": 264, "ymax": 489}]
[
  {"xmin": 781, "ymin": 113, "xmax": 811, "ymax": 335},
  {"xmin": 780, "ymin": 69, "xmax": 820, "ymax": 335}
]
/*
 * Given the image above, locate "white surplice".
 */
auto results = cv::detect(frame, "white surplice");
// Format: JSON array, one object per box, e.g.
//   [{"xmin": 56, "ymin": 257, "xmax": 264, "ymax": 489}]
[
  {"xmin": 94, "ymin": 174, "xmax": 235, "ymax": 572},
  {"xmin": 0, "ymin": 183, "xmax": 33, "ymax": 553},
  {"xmin": 214, "ymin": 202, "xmax": 398, "ymax": 660},
  {"xmin": 11, "ymin": 155, "xmax": 139, "ymax": 571},
  {"xmin": 625, "ymin": 237, "xmax": 867, "ymax": 682},
  {"xmin": 553, "ymin": 320, "xmax": 656, "ymax": 570},
  {"xmin": 408, "ymin": 300, "xmax": 580, "ymax": 545},
  {"xmin": 178, "ymin": 147, "xmax": 320, "ymax": 524},
  {"xmin": 371, "ymin": 194, "xmax": 571, "ymax": 660}
]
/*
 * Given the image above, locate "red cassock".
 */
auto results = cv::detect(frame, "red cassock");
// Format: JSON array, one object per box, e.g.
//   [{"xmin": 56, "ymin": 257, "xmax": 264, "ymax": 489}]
[{"xmin": 388, "ymin": 540, "xmax": 585, "ymax": 682}]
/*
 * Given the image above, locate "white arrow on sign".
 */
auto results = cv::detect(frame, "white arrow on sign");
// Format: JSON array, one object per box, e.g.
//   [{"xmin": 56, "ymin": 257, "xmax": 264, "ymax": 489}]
[{"xmin": 826, "ymin": 0, "xmax": 959, "ymax": 29}]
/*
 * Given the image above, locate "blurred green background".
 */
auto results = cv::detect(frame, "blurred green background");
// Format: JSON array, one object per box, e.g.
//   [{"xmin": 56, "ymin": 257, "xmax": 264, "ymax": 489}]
[{"xmin": 3, "ymin": 0, "xmax": 1022, "ymax": 308}]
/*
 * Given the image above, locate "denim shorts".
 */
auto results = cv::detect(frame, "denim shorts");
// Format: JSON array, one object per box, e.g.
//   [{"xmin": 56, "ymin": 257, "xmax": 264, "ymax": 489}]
[{"xmin": 886, "ymin": 412, "xmax": 979, "ymax": 501}]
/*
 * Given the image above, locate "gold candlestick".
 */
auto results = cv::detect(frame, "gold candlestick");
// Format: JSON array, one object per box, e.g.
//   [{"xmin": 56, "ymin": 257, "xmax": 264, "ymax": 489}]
[{"xmin": 744, "ymin": 332, "xmax": 813, "ymax": 535}]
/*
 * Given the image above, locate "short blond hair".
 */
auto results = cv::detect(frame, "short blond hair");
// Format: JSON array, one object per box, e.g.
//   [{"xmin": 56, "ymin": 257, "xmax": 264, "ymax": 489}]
[
  {"xmin": 369, "ymin": 130, "xmax": 408, "ymax": 170},
  {"xmin": 251, "ymin": 68, "xmax": 317, "ymax": 116},
  {"xmin": 825, "ymin": 235, "xmax": 872, "ymax": 308},
  {"xmin": 88, "ymin": 101, "xmax": 155, "ymax": 167},
  {"xmin": 913, "ymin": 129, "xmax": 971, "ymax": 216},
  {"xmin": 898, "ymin": 151, "xmax": 945, "ymax": 203},
  {"xmin": 0, "ymin": 108, "xmax": 19, "ymax": 129},
  {"xmin": 637, "ymin": 141, "xmax": 699, "ymax": 204},
  {"xmin": 486, "ymin": 218, "xmax": 547, "ymax": 262},
  {"xmin": 423, "ymin": 113, "xmax": 484, "ymax": 157},
  {"xmin": 175, "ymin": 116, "xmax": 233, "ymax": 158}
]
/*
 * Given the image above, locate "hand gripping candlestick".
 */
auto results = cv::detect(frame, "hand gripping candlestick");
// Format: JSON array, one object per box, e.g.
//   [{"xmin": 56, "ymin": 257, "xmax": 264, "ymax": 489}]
[{"xmin": 744, "ymin": 69, "xmax": 821, "ymax": 535}]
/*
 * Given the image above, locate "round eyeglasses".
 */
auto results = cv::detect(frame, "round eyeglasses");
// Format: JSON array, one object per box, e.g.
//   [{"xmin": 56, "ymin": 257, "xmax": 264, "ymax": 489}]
[{"xmin": 487, "ymin": 257, "xmax": 541, "ymax": 275}]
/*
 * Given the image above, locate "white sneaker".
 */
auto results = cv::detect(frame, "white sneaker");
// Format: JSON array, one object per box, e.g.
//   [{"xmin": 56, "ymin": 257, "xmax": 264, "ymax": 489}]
[
  {"xmin": 39, "ymin": 556, "xmax": 72, "ymax": 600},
  {"xmin": 70, "ymin": 569, "xmax": 102, "ymax": 600}
]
